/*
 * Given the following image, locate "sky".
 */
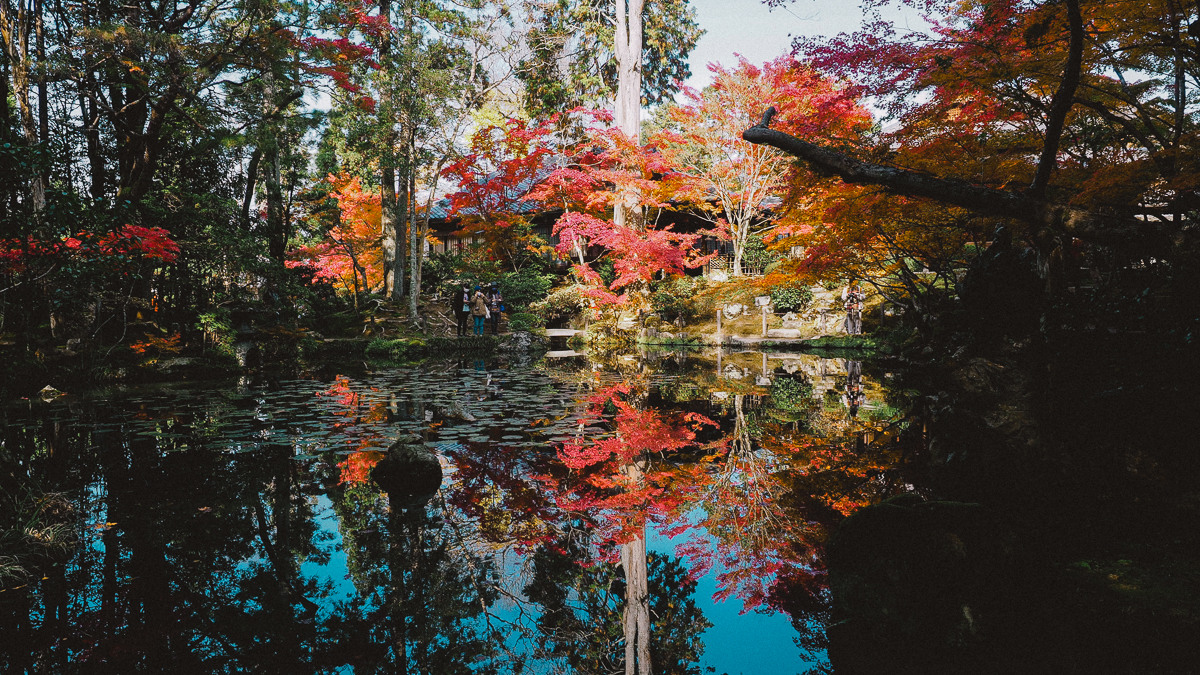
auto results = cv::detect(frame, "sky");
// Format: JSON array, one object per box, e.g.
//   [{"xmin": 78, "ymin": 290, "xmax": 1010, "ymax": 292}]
[
  {"xmin": 685, "ymin": 0, "xmax": 859, "ymax": 91},
  {"xmin": 683, "ymin": 0, "xmax": 928, "ymax": 91}
]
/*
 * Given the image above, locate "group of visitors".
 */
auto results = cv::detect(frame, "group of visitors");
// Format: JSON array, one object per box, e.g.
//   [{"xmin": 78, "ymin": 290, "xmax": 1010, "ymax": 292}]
[{"xmin": 454, "ymin": 282, "xmax": 504, "ymax": 336}]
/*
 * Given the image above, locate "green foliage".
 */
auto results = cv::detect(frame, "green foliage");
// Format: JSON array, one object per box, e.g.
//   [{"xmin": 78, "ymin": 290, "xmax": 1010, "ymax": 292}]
[
  {"xmin": 197, "ymin": 309, "xmax": 236, "ymax": 357},
  {"xmin": 595, "ymin": 256, "xmax": 618, "ymax": 289},
  {"xmin": 0, "ymin": 479, "xmax": 76, "ymax": 587},
  {"xmin": 365, "ymin": 338, "xmax": 426, "ymax": 362},
  {"xmin": 519, "ymin": 0, "xmax": 704, "ymax": 117},
  {"xmin": 530, "ymin": 284, "xmax": 589, "ymax": 325},
  {"xmin": 742, "ymin": 235, "xmax": 779, "ymax": 272},
  {"xmin": 498, "ymin": 269, "xmax": 554, "ymax": 311},
  {"xmin": 508, "ymin": 312, "xmax": 544, "ymax": 332},
  {"xmin": 770, "ymin": 282, "xmax": 814, "ymax": 313},
  {"xmin": 650, "ymin": 275, "xmax": 712, "ymax": 323},
  {"xmin": 300, "ymin": 338, "xmax": 367, "ymax": 361},
  {"xmin": 770, "ymin": 376, "xmax": 814, "ymax": 413},
  {"xmin": 457, "ymin": 243, "xmax": 505, "ymax": 281},
  {"xmin": 424, "ymin": 252, "xmax": 465, "ymax": 288}
]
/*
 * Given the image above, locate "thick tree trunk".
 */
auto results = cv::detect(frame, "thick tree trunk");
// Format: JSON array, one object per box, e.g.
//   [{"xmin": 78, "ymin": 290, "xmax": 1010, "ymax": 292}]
[
  {"xmin": 241, "ymin": 146, "xmax": 262, "ymax": 230},
  {"xmin": 116, "ymin": 94, "xmax": 177, "ymax": 202},
  {"xmin": 408, "ymin": 166, "xmax": 420, "ymax": 319},
  {"xmin": 0, "ymin": 54, "xmax": 10, "ymax": 136},
  {"xmin": 1028, "ymin": 0, "xmax": 1082, "ymax": 196},
  {"xmin": 382, "ymin": 166, "xmax": 399, "ymax": 297},
  {"xmin": 395, "ymin": 161, "xmax": 408, "ymax": 299},
  {"xmin": 0, "ymin": 0, "xmax": 46, "ymax": 210},
  {"xmin": 612, "ymin": 0, "xmax": 643, "ymax": 230},
  {"xmin": 79, "ymin": 88, "xmax": 106, "ymax": 199},
  {"xmin": 379, "ymin": 0, "xmax": 401, "ymax": 299},
  {"xmin": 264, "ymin": 143, "xmax": 286, "ymax": 262}
]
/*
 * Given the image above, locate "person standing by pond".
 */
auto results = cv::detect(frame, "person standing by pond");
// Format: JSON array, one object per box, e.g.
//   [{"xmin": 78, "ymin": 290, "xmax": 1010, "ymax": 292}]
[
  {"xmin": 454, "ymin": 284, "xmax": 471, "ymax": 336},
  {"xmin": 843, "ymin": 281, "xmax": 865, "ymax": 335},
  {"xmin": 487, "ymin": 282, "xmax": 504, "ymax": 335},
  {"xmin": 471, "ymin": 285, "xmax": 489, "ymax": 336}
]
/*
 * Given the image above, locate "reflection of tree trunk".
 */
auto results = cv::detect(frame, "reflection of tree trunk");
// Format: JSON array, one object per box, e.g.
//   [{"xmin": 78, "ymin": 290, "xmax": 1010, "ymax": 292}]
[
  {"xmin": 388, "ymin": 506, "xmax": 421, "ymax": 673},
  {"xmin": 620, "ymin": 461, "xmax": 652, "ymax": 675},
  {"xmin": 253, "ymin": 495, "xmax": 317, "ymax": 614},
  {"xmin": 733, "ymin": 394, "xmax": 752, "ymax": 457}
]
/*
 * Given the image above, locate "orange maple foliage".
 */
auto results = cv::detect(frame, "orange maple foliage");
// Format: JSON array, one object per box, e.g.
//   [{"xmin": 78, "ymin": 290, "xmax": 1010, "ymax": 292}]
[
  {"xmin": 128, "ymin": 333, "xmax": 184, "ymax": 355},
  {"xmin": 288, "ymin": 174, "xmax": 384, "ymax": 294}
]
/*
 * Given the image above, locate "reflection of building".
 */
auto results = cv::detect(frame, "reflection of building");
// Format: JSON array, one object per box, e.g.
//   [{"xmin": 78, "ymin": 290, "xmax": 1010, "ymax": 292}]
[{"xmin": 712, "ymin": 352, "xmax": 880, "ymax": 415}]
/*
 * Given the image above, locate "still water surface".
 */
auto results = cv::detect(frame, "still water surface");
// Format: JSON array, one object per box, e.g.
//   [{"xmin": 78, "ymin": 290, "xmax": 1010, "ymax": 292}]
[{"xmin": 1, "ymin": 349, "xmax": 920, "ymax": 674}]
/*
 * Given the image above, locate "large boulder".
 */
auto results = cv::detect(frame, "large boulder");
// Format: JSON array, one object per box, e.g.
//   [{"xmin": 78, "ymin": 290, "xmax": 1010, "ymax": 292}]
[{"xmin": 371, "ymin": 435, "xmax": 443, "ymax": 508}]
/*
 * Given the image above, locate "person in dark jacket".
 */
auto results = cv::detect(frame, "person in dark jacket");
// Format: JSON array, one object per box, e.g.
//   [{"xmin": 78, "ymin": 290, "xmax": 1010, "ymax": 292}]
[
  {"xmin": 453, "ymin": 284, "xmax": 471, "ymax": 336},
  {"xmin": 487, "ymin": 282, "xmax": 504, "ymax": 334}
]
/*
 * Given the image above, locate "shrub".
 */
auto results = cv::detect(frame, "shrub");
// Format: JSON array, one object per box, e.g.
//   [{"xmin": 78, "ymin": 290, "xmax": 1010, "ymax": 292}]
[
  {"xmin": 197, "ymin": 309, "xmax": 235, "ymax": 357},
  {"xmin": 365, "ymin": 338, "xmax": 426, "ymax": 362},
  {"xmin": 770, "ymin": 282, "xmax": 814, "ymax": 313},
  {"xmin": 742, "ymin": 235, "xmax": 779, "ymax": 273},
  {"xmin": 424, "ymin": 252, "xmax": 465, "ymax": 288},
  {"xmin": 530, "ymin": 284, "xmax": 589, "ymax": 325},
  {"xmin": 508, "ymin": 312, "xmax": 544, "ymax": 331},
  {"xmin": 498, "ymin": 269, "xmax": 554, "ymax": 311},
  {"xmin": 650, "ymin": 275, "xmax": 712, "ymax": 323}
]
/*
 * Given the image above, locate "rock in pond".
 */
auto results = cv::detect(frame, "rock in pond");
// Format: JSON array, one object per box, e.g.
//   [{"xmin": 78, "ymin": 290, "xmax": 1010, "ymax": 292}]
[
  {"xmin": 499, "ymin": 330, "xmax": 547, "ymax": 353},
  {"xmin": 371, "ymin": 434, "xmax": 443, "ymax": 508}
]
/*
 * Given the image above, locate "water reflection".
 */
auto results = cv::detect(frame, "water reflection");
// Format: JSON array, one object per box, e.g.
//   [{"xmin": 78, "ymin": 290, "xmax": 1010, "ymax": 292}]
[{"xmin": 0, "ymin": 349, "xmax": 917, "ymax": 673}]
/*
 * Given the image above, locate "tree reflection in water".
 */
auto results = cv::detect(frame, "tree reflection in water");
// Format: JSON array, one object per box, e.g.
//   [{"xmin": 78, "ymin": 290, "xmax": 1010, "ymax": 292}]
[{"xmin": 0, "ymin": 352, "xmax": 916, "ymax": 673}]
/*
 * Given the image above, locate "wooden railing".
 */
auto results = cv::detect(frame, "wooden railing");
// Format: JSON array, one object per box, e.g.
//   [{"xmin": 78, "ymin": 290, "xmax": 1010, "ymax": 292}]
[{"xmin": 706, "ymin": 254, "xmax": 765, "ymax": 277}]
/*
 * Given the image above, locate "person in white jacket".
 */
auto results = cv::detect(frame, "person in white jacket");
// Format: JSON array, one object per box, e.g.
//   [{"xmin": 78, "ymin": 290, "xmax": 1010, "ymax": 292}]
[{"xmin": 842, "ymin": 282, "xmax": 864, "ymax": 335}]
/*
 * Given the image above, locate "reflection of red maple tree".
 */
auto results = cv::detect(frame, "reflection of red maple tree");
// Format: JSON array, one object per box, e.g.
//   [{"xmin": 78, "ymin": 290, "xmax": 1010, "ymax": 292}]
[{"xmin": 315, "ymin": 377, "xmax": 392, "ymax": 484}]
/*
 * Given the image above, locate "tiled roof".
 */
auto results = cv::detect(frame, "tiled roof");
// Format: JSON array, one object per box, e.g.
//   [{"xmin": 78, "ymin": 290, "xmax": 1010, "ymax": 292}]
[{"xmin": 427, "ymin": 159, "xmax": 564, "ymax": 222}]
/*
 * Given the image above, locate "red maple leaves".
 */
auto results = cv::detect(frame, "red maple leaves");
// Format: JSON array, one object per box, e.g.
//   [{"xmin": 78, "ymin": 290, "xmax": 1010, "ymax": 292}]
[{"xmin": 1, "ymin": 224, "xmax": 180, "ymax": 275}]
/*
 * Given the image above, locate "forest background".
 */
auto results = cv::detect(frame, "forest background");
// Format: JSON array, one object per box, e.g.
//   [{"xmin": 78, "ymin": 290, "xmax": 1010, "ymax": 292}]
[{"xmin": 0, "ymin": 0, "xmax": 1197, "ymax": 387}]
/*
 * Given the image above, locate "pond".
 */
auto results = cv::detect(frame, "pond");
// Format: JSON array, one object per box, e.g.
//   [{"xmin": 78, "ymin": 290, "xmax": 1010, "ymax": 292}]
[{"xmin": 0, "ymin": 348, "xmax": 923, "ymax": 674}]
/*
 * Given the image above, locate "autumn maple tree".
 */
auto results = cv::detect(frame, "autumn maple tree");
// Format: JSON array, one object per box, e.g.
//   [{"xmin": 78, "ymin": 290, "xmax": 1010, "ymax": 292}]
[
  {"xmin": 289, "ymin": 174, "xmax": 385, "ymax": 298},
  {"xmin": 442, "ymin": 111, "xmax": 711, "ymax": 309},
  {"xmin": 750, "ymin": 0, "xmax": 1198, "ymax": 282},
  {"xmin": 440, "ymin": 117, "xmax": 563, "ymax": 272},
  {"xmin": 654, "ymin": 55, "xmax": 871, "ymax": 277}
]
